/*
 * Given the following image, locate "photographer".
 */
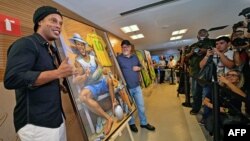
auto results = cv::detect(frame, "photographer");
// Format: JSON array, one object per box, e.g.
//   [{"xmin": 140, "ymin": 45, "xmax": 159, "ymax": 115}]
[
  {"xmin": 185, "ymin": 29, "xmax": 214, "ymax": 115},
  {"xmin": 231, "ymin": 30, "xmax": 248, "ymax": 68},
  {"xmin": 198, "ymin": 36, "xmax": 239, "ymax": 124},
  {"xmin": 238, "ymin": 7, "xmax": 250, "ymax": 115},
  {"xmin": 200, "ymin": 36, "xmax": 237, "ymax": 76}
]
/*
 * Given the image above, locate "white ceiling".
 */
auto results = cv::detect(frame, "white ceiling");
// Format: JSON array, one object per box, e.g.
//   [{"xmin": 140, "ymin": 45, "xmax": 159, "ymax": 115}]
[{"xmin": 54, "ymin": 0, "xmax": 250, "ymax": 51}]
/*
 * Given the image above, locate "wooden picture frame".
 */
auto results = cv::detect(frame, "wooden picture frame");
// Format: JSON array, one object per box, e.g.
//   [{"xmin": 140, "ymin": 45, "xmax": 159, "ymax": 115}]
[{"xmin": 54, "ymin": 16, "xmax": 136, "ymax": 141}]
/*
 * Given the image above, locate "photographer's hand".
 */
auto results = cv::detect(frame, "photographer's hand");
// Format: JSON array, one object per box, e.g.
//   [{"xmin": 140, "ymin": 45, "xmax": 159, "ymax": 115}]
[
  {"xmin": 218, "ymin": 75, "xmax": 229, "ymax": 85},
  {"xmin": 199, "ymin": 49, "xmax": 213, "ymax": 69},
  {"xmin": 185, "ymin": 48, "xmax": 194, "ymax": 59},
  {"xmin": 220, "ymin": 107, "xmax": 228, "ymax": 113},
  {"xmin": 206, "ymin": 48, "xmax": 214, "ymax": 57},
  {"xmin": 213, "ymin": 48, "xmax": 221, "ymax": 56},
  {"xmin": 199, "ymin": 48, "xmax": 207, "ymax": 54},
  {"xmin": 219, "ymin": 74, "xmax": 246, "ymax": 98},
  {"xmin": 181, "ymin": 46, "xmax": 185, "ymax": 52}
]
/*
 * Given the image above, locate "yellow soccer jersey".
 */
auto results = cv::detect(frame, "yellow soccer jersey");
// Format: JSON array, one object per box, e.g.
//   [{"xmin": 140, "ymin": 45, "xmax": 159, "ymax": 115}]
[{"xmin": 86, "ymin": 33, "xmax": 112, "ymax": 66}]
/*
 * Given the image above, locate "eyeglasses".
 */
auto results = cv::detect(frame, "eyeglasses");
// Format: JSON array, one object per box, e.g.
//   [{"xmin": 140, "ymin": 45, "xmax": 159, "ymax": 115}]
[{"xmin": 226, "ymin": 73, "xmax": 239, "ymax": 77}]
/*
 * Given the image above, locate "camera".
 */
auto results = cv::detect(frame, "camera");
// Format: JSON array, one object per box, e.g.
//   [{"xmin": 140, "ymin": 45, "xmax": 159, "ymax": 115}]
[
  {"xmin": 239, "ymin": 7, "xmax": 250, "ymax": 33},
  {"xmin": 193, "ymin": 48, "xmax": 200, "ymax": 53},
  {"xmin": 232, "ymin": 21, "xmax": 244, "ymax": 32},
  {"xmin": 232, "ymin": 37, "xmax": 250, "ymax": 47}
]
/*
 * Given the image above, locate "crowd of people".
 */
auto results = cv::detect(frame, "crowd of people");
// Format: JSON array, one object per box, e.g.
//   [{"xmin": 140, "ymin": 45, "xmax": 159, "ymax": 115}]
[
  {"xmin": 3, "ymin": 4, "xmax": 250, "ymax": 141},
  {"xmin": 179, "ymin": 7, "xmax": 250, "ymax": 139},
  {"xmin": 153, "ymin": 55, "xmax": 178, "ymax": 84}
]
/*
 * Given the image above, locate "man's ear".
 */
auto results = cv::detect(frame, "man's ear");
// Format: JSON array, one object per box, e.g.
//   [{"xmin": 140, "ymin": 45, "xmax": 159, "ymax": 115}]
[{"xmin": 38, "ymin": 20, "xmax": 42, "ymax": 26}]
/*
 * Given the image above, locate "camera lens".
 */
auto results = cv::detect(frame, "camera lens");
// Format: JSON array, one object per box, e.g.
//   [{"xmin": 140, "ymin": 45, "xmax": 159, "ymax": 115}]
[{"xmin": 194, "ymin": 48, "xmax": 200, "ymax": 53}]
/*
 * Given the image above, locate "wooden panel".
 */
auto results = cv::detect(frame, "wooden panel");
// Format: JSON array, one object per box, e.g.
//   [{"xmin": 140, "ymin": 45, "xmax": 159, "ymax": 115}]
[{"xmin": 108, "ymin": 33, "xmax": 123, "ymax": 55}]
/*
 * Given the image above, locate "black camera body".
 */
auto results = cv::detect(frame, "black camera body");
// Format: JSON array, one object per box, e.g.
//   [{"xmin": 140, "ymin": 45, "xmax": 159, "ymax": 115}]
[
  {"xmin": 190, "ymin": 38, "xmax": 215, "ymax": 56},
  {"xmin": 193, "ymin": 47, "xmax": 200, "ymax": 53},
  {"xmin": 232, "ymin": 21, "xmax": 244, "ymax": 32},
  {"xmin": 232, "ymin": 37, "xmax": 250, "ymax": 47},
  {"xmin": 239, "ymin": 7, "xmax": 250, "ymax": 33}
]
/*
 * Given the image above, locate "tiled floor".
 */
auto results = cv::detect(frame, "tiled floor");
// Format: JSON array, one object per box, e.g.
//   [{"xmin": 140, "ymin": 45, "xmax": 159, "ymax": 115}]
[{"xmin": 130, "ymin": 83, "xmax": 207, "ymax": 141}]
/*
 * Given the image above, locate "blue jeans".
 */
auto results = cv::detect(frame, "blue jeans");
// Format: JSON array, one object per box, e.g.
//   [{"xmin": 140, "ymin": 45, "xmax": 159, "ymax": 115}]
[
  {"xmin": 202, "ymin": 85, "xmax": 212, "ymax": 119},
  {"xmin": 128, "ymin": 86, "xmax": 147, "ymax": 125},
  {"xmin": 192, "ymin": 81, "xmax": 211, "ymax": 112},
  {"xmin": 191, "ymin": 77, "xmax": 196, "ymax": 98}
]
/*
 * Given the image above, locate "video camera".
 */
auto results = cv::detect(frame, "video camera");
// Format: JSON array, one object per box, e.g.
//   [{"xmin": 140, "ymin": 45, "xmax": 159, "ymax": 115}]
[
  {"xmin": 231, "ymin": 7, "xmax": 250, "ymax": 49},
  {"xmin": 231, "ymin": 23, "xmax": 250, "ymax": 49},
  {"xmin": 239, "ymin": 7, "xmax": 250, "ymax": 33},
  {"xmin": 232, "ymin": 37, "xmax": 250, "ymax": 47},
  {"xmin": 232, "ymin": 21, "xmax": 244, "ymax": 32},
  {"xmin": 191, "ymin": 38, "xmax": 215, "ymax": 55}
]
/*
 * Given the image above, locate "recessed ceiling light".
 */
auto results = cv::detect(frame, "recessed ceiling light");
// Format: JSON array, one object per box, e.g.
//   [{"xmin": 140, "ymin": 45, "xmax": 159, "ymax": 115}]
[
  {"xmin": 121, "ymin": 24, "xmax": 140, "ymax": 33},
  {"xmin": 130, "ymin": 25, "xmax": 139, "ymax": 31},
  {"xmin": 179, "ymin": 29, "xmax": 188, "ymax": 34},
  {"xmin": 130, "ymin": 35, "xmax": 138, "ymax": 40},
  {"xmin": 130, "ymin": 34, "xmax": 144, "ymax": 40},
  {"xmin": 172, "ymin": 31, "xmax": 179, "ymax": 36},
  {"xmin": 137, "ymin": 34, "xmax": 144, "ymax": 38},
  {"xmin": 170, "ymin": 35, "xmax": 183, "ymax": 41},
  {"xmin": 121, "ymin": 26, "xmax": 131, "ymax": 33},
  {"xmin": 172, "ymin": 29, "xmax": 188, "ymax": 35}
]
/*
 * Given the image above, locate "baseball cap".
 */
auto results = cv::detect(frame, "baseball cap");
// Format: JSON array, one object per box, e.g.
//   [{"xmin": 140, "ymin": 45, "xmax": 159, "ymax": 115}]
[{"xmin": 121, "ymin": 40, "xmax": 132, "ymax": 46}]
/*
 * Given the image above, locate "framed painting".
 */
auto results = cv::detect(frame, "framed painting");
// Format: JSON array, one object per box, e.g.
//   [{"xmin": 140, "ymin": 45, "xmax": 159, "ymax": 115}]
[
  {"xmin": 135, "ymin": 50, "xmax": 152, "ymax": 87},
  {"xmin": 144, "ymin": 50, "xmax": 156, "ymax": 81},
  {"xmin": 54, "ymin": 16, "xmax": 136, "ymax": 141}
]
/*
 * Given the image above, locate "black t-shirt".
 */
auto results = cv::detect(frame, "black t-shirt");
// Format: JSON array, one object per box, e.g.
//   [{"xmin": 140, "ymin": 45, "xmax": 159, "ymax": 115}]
[
  {"xmin": 242, "ymin": 61, "xmax": 250, "ymax": 113},
  {"xmin": 205, "ymin": 86, "xmax": 243, "ymax": 115},
  {"xmin": 242, "ymin": 62, "xmax": 250, "ymax": 92}
]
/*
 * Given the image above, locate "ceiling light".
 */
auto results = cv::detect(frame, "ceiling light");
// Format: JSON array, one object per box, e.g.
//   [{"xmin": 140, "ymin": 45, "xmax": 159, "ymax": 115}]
[
  {"xmin": 121, "ymin": 27, "xmax": 131, "ymax": 33},
  {"xmin": 130, "ymin": 25, "xmax": 139, "ymax": 31},
  {"xmin": 130, "ymin": 35, "xmax": 138, "ymax": 40},
  {"xmin": 172, "ymin": 31, "xmax": 179, "ymax": 36},
  {"xmin": 179, "ymin": 29, "xmax": 188, "ymax": 34},
  {"xmin": 175, "ymin": 35, "xmax": 182, "ymax": 39},
  {"xmin": 121, "ymin": 25, "xmax": 140, "ymax": 33},
  {"xmin": 130, "ymin": 34, "xmax": 144, "ymax": 40},
  {"xmin": 170, "ymin": 35, "xmax": 183, "ymax": 41},
  {"xmin": 137, "ymin": 34, "xmax": 144, "ymax": 38},
  {"xmin": 171, "ymin": 29, "xmax": 188, "ymax": 35}
]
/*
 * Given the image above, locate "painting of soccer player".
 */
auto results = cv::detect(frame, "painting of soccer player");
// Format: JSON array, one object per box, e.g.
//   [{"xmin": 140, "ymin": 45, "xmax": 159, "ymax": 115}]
[
  {"xmin": 69, "ymin": 33, "xmax": 115, "ymax": 135},
  {"xmin": 68, "ymin": 33, "xmax": 133, "ymax": 137}
]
